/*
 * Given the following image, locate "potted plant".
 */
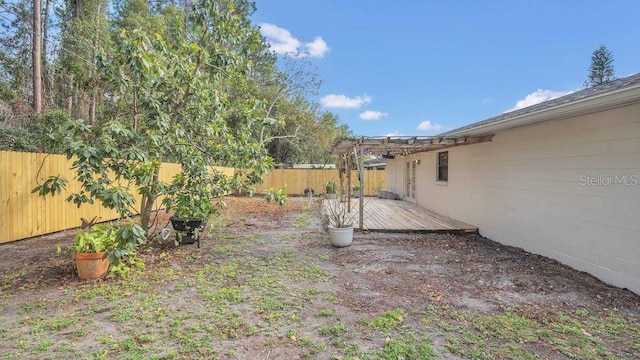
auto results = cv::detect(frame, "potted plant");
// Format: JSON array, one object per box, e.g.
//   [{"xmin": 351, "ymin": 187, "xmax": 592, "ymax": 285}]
[
  {"xmin": 72, "ymin": 223, "xmax": 115, "ymax": 280},
  {"xmin": 352, "ymin": 183, "xmax": 362, "ymax": 198},
  {"xmin": 167, "ymin": 194, "xmax": 211, "ymax": 245},
  {"xmin": 323, "ymin": 198, "xmax": 356, "ymax": 247},
  {"xmin": 325, "ymin": 180, "xmax": 337, "ymax": 199},
  {"xmin": 166, "ymin": 186, "xmax": 218, "ymax": 245}
]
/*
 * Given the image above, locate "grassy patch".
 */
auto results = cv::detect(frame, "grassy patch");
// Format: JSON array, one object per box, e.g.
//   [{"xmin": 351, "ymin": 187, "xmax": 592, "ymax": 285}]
[
  {"xmin": 369, "ymin": 308, "xmax": 405, "ymax": 331},
  {"xmin": 2, "ymin": 200, "xmax": 639, "ymax": 360},
  {"xmin": 419, "ymin": 304, "xmax": 639, "ymax": 359},
  {"xmin": 294, "ymin": 209, "xmax": 314, "ymax": 228}
]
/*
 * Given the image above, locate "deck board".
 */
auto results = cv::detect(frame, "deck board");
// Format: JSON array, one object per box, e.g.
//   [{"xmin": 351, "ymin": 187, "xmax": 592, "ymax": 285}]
[{"xmin": 331, "ymin": 197, "xmax": 478, "ymax": 233}]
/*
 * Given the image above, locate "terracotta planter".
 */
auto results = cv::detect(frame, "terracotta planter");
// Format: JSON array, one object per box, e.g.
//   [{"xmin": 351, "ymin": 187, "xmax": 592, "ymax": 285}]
[
  {"xmin": 74, "ymin": 252, "xmax": 109, "ymax": 280},
  {"xmin": 328, "ymin": 227, "xmax": 354, "ymax": 247}
]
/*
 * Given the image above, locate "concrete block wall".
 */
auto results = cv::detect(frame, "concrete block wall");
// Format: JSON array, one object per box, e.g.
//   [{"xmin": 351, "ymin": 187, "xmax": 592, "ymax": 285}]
[{"xmin": 388, "ymin": 102, "xmax": 640, "ymax": 294}]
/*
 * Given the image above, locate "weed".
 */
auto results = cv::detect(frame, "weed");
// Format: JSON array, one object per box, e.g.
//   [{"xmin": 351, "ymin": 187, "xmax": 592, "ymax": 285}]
[
  {"xmin": 370, "ymin": 308, "xmax": 404, "ymax": 331},
  {"xmin": 208, "ymin": 285, "xmax": 245, "ymax": 304},
  {"xmin": 299, "ymin": 336, "xmax": 313, "ymax": 346},
  {"xmin": 211, "ymin": 245, "xmax": 238, "ymax": 255},
  {"xmin": 322, "ymin": 294, "xmax": 338, "ymax": 303},
  {"xmin": 320, "ymin": 320, "xmax": 350, "ymax": 338},
  {"xmin": 46, "ymin": 316, "xmax": 79, "ymax": 330},
  {"xmin": 225, "ymin": 348, "xmax": 237, "ymax": 357},
  {"xmin": 382, "ymin": 338, "xmax": 436, "ymax": 359},
  {"xmin": 311, "ymin": 341, "xmax": 327, "ymax": 354},
  {"xmin": 294, "ymin": 210, "xmax": 313, "ymax": 228},
  {"xmin": 32, "ymin": 340, "xmax": 53, "ymax": 354},
  {"xmin": 317, "ymin": 308, "xmax": 335, "ymax": 317},
  {"xmin": 246, "ymin": 234, "xmax": 262, "ymax": 243},
  {"xmin": 277, "ymin": 234, "xmax": 297, "ymax": 241},
  {"xmin": 19, "ymin": 303, "xmax": 35, "ymax": 314},
  {"xmin": 574, "ymin": 307, "xmax": 589, "ymax": 317}
]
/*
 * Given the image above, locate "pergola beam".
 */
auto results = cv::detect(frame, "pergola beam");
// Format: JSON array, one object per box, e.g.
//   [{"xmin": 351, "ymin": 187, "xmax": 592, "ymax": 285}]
[{"xmin": 331, "ymin": 135, "xmax": 493, "ymax": 157}]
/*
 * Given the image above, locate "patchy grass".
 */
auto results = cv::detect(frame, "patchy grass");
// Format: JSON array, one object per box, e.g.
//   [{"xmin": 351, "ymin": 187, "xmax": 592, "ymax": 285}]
[
  {"xmin": 418, "ymin": 304, "xmax": 640, "ymax": 360},
  {"xmin": 1, "ymin": 197, "xmax": 639, "ymax": 359}
]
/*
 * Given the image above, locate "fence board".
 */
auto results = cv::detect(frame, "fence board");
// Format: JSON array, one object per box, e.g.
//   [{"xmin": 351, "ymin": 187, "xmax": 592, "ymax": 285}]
[
  {"xmin": 253, "ymin": 169, "xmax": 386, "ymax": 197},
  {"xmin": 1, "ymin": 151, "xmax": 385, "ymax": 243},
  {"xmin": 0, "ymin": 151, "xmax": 234, "ymax": 243}
]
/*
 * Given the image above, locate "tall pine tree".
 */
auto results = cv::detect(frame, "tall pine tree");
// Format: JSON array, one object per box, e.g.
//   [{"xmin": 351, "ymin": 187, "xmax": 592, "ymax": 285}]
[{"xmin": 585, "ymin": 45, "xmax": 616, "ymax": 87}]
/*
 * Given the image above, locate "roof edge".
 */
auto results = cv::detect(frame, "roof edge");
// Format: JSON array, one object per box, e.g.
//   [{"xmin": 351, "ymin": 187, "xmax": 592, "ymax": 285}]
[{"xmin": 439, "ymin": 73, "xmax": 640, "ymax": 138}]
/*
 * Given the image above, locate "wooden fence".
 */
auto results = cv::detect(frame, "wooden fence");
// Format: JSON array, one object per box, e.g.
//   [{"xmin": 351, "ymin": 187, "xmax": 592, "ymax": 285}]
[
  {"xmin": 0, "ymin": 151, "xmax": 385, "ymax": 243},
  {"xmin": 253, "ymin": 168, "xmax": 386, "ymax": 197},
  {"xmin": 0, "ymin": 151, "xmax": 233, "ymax": 244}
]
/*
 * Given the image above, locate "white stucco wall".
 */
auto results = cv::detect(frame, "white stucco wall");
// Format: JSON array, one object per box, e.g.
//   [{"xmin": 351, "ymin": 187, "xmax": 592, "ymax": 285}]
[{"xmin": 387, "ymin": 102, "xmax": 640, "ymax": 294}]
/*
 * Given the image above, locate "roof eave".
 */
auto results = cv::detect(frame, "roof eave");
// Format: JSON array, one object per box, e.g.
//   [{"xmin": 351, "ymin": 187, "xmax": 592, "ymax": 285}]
[{"xmin": 441, "ymin": 83, "xmax": 640, "ymax": 138}]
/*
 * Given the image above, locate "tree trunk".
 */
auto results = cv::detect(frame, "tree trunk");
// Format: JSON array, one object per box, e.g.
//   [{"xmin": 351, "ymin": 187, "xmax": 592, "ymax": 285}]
[
  {"xmin": 66, "ymin": 74, "xmax": 74, "ymax": 114},
  {"xmin": 139, "ymin": 166, "xmax": 161, "ymax": 232},
  {"xmin": 89, "ymin": 91, "xmax": 96, "ymax": 124},
  {"xmin": 32, "ymin": 0, "xmax": 43, "ymax": 116},
  {"xmin": 42, "ymin": 0, "xmax": 51, "ymax": 107},
  {"xmin": 87, "ymin": 0, "xmax": 103, "ymax": 125}
]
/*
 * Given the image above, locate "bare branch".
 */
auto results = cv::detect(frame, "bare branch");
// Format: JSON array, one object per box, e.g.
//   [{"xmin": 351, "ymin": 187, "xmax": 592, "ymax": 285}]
[{"xmin": 261, "ymin": 125, "xmax": 301, "ymax": 146}]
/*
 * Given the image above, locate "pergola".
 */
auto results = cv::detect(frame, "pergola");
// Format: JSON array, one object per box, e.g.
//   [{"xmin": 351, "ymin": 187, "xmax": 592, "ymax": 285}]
[{"xmin": 331, "ymin": 135, "xmax": 493, "ymax": 229}]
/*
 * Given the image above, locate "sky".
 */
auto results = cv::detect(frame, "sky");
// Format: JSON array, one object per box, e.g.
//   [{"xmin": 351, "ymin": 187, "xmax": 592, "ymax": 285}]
[{"xmin": 251, "ymin": 0, "xmax": 640, "ymax": 137}]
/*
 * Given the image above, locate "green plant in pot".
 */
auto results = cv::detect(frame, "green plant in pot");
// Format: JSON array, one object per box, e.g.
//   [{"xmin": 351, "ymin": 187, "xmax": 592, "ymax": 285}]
[
  {"xmin": 71, "ymin": 221, "xmax": 146, "ymax": 279},
  {"xmin": 72, "ymin": 223, "xmax": 116, "ymax": 280},
  {"xmin": 167, "ymin": 196, "xmax": 212, "ymax": 245},
  {"xmin": 352, "ymin": 183, "xmax": 362, "ymax": 198},
  {"xmin": 325, "ymin": 180, "xmax": 337, "ymax": 199},
  {"xmin": 163, "ymin": 173, "xmax": 220, "ymax": 246}
]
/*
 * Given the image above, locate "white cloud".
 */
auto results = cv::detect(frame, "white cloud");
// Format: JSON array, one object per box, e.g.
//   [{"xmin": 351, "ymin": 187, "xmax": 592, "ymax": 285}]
[
  {"xmin": 259, "ymin": 23, "xmax": 329, "ymax": 58},
  {"xmin": 417, "ymin": 120, "xmax": 443, "ymax": 132},
  {"xmin": 320, "ymin": 94, "xmax": 372, "ymax": 109},
  {"xmin": 304, "ymin": 37, "xmax": 329, "ymax": 57},
  {"xmin": 259, "ymin": 23, "xmax": 300, "ymax": 54},
  {"xmin": 385, "ymin": 131, "xmax": 402, "ymax": 137},
  {"xmin": 359, "ymin": 110, "xmax": 388, "ymax": 121},
  {"xmin": 507, "ymin": 89, "xmax": 573, "ymax": 112}
]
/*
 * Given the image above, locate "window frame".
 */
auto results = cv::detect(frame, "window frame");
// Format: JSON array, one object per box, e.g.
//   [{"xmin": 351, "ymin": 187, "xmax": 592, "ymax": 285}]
[{"xmin": 437, "ymin": 151, "xmax": 448, "ymax": 182}]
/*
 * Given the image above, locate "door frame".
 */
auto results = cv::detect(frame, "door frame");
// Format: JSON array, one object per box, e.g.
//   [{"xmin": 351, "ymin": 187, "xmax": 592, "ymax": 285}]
[{"xmin": 404, "ymin": 160, "xmax": 417, "ymax": 203}]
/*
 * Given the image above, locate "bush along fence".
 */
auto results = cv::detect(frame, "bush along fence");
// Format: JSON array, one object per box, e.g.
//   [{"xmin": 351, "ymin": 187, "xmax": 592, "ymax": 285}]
[{"xmin": 0, "ymin": 151, "xmax": 385, "ymax": 243}]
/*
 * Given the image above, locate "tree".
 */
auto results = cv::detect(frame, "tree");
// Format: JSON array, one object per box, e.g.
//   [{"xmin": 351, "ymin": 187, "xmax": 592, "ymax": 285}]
[
  {"xmin": 585, "ymin": 45, "xmax": 616, "ymax": 87},
  {"xmin": 0, "ymin": 0, "xmax": 34, "ymax": 108},
  {"xmin": 38, "ymin": 1, "xmax": 275, "ymax": 235},
  {"xmin": 57, "ymin": 0, "xmax": 110, "ymax": 123},
  {"xmin": 32, "ymin": 0, "xmax": 42, "ymax": 115},
  {"xmin": 243, "ymin": 55, "xmax": 350, "ymax": 165}
]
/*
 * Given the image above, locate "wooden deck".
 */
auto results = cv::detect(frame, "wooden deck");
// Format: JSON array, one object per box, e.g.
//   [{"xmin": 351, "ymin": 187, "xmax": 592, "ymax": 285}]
[{"xmin": 345, "ymin": 197, "xmax": 478, "ymax": 233}]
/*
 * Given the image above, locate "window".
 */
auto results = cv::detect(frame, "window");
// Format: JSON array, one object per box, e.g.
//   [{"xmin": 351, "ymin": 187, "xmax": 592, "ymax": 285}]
[{"xmin": 437, "ymin": 151, "xmax": 448, "ymax": 182}]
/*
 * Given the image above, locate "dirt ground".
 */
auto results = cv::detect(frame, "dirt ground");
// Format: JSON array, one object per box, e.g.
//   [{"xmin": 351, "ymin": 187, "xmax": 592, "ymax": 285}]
[{"xmin": 1, "ymin": 196, "xmax": 639, "ymax": 359}]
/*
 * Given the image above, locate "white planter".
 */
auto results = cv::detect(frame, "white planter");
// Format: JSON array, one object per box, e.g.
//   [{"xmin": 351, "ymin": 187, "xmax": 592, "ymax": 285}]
[
  {"xmin": 326, "ymin": 193, "xmax": 337, "ymax": 199},
  {"xmin": 327, "ymin": 227, "xmax": 354, "ymax": 247}
]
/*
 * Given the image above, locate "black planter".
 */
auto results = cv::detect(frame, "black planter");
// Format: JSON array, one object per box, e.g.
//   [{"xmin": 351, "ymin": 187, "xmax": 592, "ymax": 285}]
[{"xmin": 170, "ymin": 216, "xmax": 204, "ymax": 245}]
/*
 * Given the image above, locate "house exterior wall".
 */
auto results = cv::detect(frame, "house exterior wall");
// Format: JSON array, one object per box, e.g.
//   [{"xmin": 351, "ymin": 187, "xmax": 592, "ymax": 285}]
[{"xmin": 387, "ymin": 102, "xmax": 640, "ymax": 294}]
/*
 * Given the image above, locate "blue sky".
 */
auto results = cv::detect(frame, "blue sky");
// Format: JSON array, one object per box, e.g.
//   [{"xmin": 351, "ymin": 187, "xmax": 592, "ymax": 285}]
[{"xmin": 251, "ymin": 1, "xmax": 640, "ymax": 137}]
